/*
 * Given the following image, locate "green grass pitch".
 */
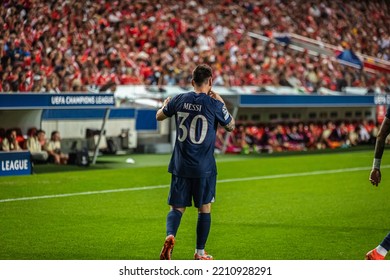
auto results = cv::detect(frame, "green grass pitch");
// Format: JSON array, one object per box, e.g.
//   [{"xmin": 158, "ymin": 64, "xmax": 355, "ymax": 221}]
[{"xmin": 0, "ymin": 150, "xmax": 389, "ymax": 260}]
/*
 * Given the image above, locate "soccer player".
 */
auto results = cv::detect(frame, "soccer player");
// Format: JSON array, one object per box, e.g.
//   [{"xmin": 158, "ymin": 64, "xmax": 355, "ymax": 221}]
[
  {"xmin": 366, "ymin": 105, "xmax": 390, "ymax": 260},
  {"xmin": 156, "ymin": 64, "xmax": 235, "ymax": 260}
]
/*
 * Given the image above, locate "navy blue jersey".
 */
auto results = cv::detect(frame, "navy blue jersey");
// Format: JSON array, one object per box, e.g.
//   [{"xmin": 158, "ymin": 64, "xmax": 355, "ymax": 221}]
[
  {"xmin": 163, "ymin": 91, "xmax": 232, "ymax": 178},
  {"xmin": 386, "ymin": 104, "xmax": 390, "ymax": 119}
]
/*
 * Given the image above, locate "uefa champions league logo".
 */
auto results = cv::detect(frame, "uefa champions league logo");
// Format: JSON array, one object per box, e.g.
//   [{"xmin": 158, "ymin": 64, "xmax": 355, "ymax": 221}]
[{"xmin": 374, "ymin": 94, "xmax": 390, "ymax": 105}]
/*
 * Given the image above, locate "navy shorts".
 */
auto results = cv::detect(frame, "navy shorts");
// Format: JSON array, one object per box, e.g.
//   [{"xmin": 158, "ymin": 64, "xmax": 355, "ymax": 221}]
[{"xmin": 168, "ymin": 174, "xmax": 216, "ymax": 208}]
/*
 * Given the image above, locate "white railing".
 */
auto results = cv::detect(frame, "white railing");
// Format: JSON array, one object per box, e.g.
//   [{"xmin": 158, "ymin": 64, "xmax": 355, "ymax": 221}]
[{"xmin": 290, "ymin": 33, "xmax": 390, "ymax": 68}]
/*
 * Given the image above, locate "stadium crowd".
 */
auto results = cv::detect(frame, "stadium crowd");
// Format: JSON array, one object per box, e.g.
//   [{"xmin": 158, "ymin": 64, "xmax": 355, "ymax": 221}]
[
  {"xmin": 215, "ymin": 120, "xmax": 385, "ymax": 154},
  {"xmin": 0, "ymin": 0, "xmax": 389, "ymax": 93}
]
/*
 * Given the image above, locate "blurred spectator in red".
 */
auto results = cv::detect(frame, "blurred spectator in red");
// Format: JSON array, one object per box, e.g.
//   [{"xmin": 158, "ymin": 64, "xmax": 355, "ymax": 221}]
[
  {"xmin": 327, "ymin": 121, "xmax": 349, "ymax": 148},
  {"xmin": 286, "ymin": 124, "xmax": 306, "ymax": 151}
]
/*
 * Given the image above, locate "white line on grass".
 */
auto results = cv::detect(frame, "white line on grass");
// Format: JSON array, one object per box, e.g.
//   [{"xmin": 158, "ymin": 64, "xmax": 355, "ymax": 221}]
[
  {"xmin": 218, "ymin": 165, "xmax": 390, "ymax": 183},
  {"xmin": 1, "ymin": 165, "xmax": 389, "ymax": 203},
  {"xmin": 0, "ymin": 185, "xmax": 170, "ymax": 203}
]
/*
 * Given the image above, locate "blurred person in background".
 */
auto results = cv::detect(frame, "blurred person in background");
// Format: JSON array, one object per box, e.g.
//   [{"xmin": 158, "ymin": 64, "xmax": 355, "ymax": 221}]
[
  {"xmin": 1, "ymin": 128, "xmax": 22, "ymax": 151},
  {"xmin": 26, "ymin": 128, "xmax": 48, "ymax": 163},
  {"xmin": 44, "ymin": 131, "xmax": 68, "ymax": 165},
  {"xmin": 366, "ymin": 105, "xmax": 390, "ymax": 260}
]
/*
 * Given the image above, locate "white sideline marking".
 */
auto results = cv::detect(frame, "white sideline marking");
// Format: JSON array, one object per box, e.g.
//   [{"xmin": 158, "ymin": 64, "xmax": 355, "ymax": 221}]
[
  {"xmin": 0, "ymin": 185, "xmax": 170, "ymax": 203},
  {"xmin": 0, "ymin": 165, "xmax": 389, "ymax": 203},
  {"xmin": 218, "ymin": 165, "xmax": 390, "ymax": 183}
]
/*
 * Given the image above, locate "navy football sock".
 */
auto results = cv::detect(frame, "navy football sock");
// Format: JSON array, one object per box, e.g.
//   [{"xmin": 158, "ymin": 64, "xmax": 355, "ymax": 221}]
[
  {"xmin": 196, "ymin": 213, "xmax": 211, "ymax": 250},
  {"xmin": 166, "ymin": 209, "xmax": 183, "ymax": 237},
  {"xmin": 380, "ymin": 231, "xmax": 390, "ymax": 251}
]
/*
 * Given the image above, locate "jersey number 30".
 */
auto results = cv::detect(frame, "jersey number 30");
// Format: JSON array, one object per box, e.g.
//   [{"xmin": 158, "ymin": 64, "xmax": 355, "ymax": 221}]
[{"xmin": 177, "ymin": 112, "xmax": 208, "ymax": 144}]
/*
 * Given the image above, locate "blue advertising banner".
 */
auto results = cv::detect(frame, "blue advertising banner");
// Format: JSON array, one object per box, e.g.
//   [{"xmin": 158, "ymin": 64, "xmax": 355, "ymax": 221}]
[
  {"xmin": 0, "ymin": 151, "xmax": 32, "ymax": 176},
  {"xmin": 136, "ymin": 109, "xmax": 158, "ymax": 131},
  {"xmin": 41, "ymin": 108, "xmax": 136, "ymax": 120},
  {"xmin": 0, "ymin": 93, "xmax": 115, "ymax": 109}
]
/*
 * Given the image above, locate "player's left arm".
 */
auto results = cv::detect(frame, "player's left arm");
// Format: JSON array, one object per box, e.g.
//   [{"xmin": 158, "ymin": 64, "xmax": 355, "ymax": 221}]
[
  {"xmin": 224, "ymin": 117, "xmax": 235, "ymax": 132},
  {"xmin": 156, "ymin": 97, "xmax": 171, "ymax": 121}
]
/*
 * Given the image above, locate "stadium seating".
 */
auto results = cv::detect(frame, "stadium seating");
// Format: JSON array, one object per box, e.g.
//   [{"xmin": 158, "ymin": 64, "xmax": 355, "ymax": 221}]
[
  {"xmin": 0, "ymin": 0, "xmax": 388, "ymax": 93},
  {"xmin": 216, "ymin": 120, "xmax": 379, "ymax": 154}
]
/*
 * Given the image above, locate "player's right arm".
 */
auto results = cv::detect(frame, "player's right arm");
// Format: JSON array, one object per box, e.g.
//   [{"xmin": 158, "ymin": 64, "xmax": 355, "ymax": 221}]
[
  {"xmin": 370, "ymin": 117, "xmax": 390, "ymax": 186},
  {"xmin": 209, "ymin": 90, "xmax": 235, "ymax": 132}
]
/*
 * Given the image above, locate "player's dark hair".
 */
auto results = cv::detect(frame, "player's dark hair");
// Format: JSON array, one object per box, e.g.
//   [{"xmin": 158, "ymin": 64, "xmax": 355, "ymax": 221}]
[{"xmin": 192, "ymin": 64, "xmax": 212, "ymax": 87}]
